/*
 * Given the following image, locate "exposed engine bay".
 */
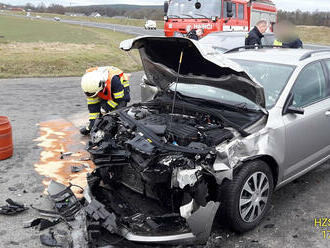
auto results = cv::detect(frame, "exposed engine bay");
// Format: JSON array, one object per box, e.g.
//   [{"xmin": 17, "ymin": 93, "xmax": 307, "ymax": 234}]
[{"xmin": 84, "ymin": 94, "xmax": 263, "ymax": 245}]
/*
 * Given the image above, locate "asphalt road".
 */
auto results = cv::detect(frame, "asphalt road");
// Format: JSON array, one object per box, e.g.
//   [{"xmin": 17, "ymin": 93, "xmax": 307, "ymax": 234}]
[
  {"xmin": 1, "ymin": 74, "xmax": 330, "ymax": 248},
  {"xmin": 2, "ymin": 13, "xmax": 329, "ymax": 50}
]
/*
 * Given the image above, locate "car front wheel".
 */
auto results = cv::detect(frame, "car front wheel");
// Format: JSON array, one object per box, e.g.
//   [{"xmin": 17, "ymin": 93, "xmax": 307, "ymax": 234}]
[{"xmin": 220, "ymin": 160, "xmax": 274, "ymax": 233}]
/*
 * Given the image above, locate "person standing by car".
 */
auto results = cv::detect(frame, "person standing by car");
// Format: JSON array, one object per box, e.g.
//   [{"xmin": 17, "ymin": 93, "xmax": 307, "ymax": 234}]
[
  {"xmin": 245, "ymin": 20, "xmax": 268, "ymax": 46},
  {"xmin": 80, "ymin": 66, "xmax": 130, "ymax": 135},
  {"xmin": 186, "ymin": 26, "xmax": 204, "ymax": 40},
  {"xmin": 273, "ymin": 21, "xmax": 303, "ymax": 48}
]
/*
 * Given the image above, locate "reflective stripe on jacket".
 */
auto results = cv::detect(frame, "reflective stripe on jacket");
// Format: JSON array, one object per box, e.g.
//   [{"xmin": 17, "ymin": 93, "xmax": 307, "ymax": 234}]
[{"xmin": 273, "ymin": 40, "xmax": 283, "ymax": 46}]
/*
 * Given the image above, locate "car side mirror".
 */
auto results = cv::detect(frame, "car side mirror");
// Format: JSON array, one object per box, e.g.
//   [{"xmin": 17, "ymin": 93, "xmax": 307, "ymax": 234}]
[
  {"xmin": 195, "ymin": 1, "xmax": 201, "ymax": 9},
  {"xmin": 164, "ymin": 1, "xmax": 169, "ymax": 14},
  {"xmin": 282, "ymin": 92, "xmax": 305, "ymax": 115},
  {"xmin": 226, "ymin": 2, "xmax": 233, "ymax": 18}
]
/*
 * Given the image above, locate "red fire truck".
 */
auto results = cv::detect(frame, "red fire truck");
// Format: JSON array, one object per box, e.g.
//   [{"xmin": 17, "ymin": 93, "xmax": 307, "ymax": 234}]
[{"xmin": 164, "ymin": 0, "xmax": 277, "ymax": 37}]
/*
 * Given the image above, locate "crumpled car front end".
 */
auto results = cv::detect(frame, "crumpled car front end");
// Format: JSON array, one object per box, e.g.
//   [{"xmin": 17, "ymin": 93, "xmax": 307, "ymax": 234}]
[
  {"xmin": 82, "ymin": 36, "xmax": 268, "ymax": 245},
  {"xmin": 84, "ymin": 102, "xmax": 232, "ymax": 244}
]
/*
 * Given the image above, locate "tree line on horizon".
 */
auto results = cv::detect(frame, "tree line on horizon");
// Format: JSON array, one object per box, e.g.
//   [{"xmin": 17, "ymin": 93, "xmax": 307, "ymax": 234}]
[{"xmin": 5, "ymin": 3, "xmax": 330, "ymax": 26}]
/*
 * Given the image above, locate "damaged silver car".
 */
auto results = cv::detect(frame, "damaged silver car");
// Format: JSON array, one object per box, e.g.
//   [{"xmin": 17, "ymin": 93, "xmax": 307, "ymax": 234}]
[{"xmin": 83, "ymin": 37, "xmax": 330, "ymax": 245}]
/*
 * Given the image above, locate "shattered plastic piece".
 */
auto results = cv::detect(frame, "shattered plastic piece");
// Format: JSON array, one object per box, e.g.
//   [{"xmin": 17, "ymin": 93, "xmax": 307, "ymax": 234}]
[
  {"xmin": 47, "ymin": 181, "xmax": 82, "ymax": 220},
  {"xmin": 0, "ymin": 198, "xmax": 29, "ymax": 215},
  {"xmin": 176, "ymin": 166, "xmax": 202, "ymax": 189},
  {"xmin": 24, "ymin": 218, "xmax": 61, "ymax": 231},
  {"xmin": 179, "ymin": 199, "xmax": 194, "ymax": 219},
  {"xmin": 71, "ymin": 166, "xmax": 83, "ymax": 173},
  {"xmin": 187, "ymin": 201, "xmax": 220, "ymax": 243},
  {"xmin": 78, "ymin": 157, "xmax": 91, "ymax": 162},
  {"xmin": 60, "ymin": 152, "xmax": 73, "ymax": 159},
  {"xmin": 264, "ymin": 224, "xmax": 275, "ymax": 229},
  {"xmin": 40, "ymin": 229, "xmax": 62, "ymax": 247},
  {"xmin": 31, "ymin": 205, "xmax": 61, "ymax": 218},
  {"xmin": 85, "ymin": 199, "xmax": 117, "ymax": 233}
]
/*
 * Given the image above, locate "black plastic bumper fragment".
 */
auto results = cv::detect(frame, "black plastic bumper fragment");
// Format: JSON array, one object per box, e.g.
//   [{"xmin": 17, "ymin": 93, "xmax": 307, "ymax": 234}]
[{"xmin": 85, "ymin": 199, "xmax": 117, "ymax": 233}]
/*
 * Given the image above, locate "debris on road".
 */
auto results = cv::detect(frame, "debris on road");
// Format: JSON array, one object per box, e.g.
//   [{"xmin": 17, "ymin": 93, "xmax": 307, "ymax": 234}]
[
  {"xmin": 0, "ymin": 198, "xmax": 29, "ymax": 215},
  {"xmin": 40, "ymin": 229, "xmax": 62, "ymax": 247},
  {"xmin": 264, "ymin": 224, "xmax": 275, "ymax": 229},
  {"xmin": 47, "ymin": 180, "xmax": 82, "ymax": 221},
  {"xmin": 78, "ymin": 157, "xmax": 91, "ymax": 162},
  {"xmin": 8, "ymin": 187, "xmax": 17, "ymax": 191},
  {"xmin": 71, "ymin": 165, "xmax": 83, "ymax": 173},
  {"xmin": 60, "ymin": 152, "xmax": 73, "ymax": 160},
  {"xmin": 24, "ymin": 217, "xmax": 61, "ymax": 231}
]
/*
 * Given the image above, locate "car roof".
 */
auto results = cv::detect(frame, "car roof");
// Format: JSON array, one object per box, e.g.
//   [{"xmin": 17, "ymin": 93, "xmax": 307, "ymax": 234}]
[
  {"xmin": 203, "ymin": 31, "xmax": 274, "ymax": 37},
  {"xmin": 223, "ymin": 48, "xmax": 318, "ymax": 66}
]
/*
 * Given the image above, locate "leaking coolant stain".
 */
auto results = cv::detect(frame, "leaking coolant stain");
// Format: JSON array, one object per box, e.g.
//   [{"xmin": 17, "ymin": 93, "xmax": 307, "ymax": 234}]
[{"xmin": 34, "ymin": 118, "xmax": 95, "ymax": 197}]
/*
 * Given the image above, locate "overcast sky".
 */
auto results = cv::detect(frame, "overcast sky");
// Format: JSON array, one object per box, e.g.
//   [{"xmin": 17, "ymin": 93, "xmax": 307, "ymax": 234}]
[{"xmin": 4, "ymin": 0, "xmax": 330, "ymax": 11}]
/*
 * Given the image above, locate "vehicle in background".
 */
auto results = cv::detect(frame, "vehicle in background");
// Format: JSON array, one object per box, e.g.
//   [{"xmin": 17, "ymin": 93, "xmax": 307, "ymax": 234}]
[
  {"xmin": 36, "ymin": 15, "xmax": 41, "ymax": 19},
  {"xmin": 145, "ymin": 20, "xmax": 157, "ymax": 30},
  {"xmin": 163, "ymin": 0, "xmax": 277, "ymax": 37},
  {"xmin": 199, "ymin": 31, "xmax": 275, "ymax": 53},
  {"xmin": 54, "ymin": 17, "xmax": 61, "ymax": 21}
]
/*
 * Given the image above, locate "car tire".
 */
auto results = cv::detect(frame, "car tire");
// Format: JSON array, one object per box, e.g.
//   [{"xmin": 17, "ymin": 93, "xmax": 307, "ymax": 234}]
[{"xmin": 220, "ymin": 160, "xmax": 274, "ymax": 233}]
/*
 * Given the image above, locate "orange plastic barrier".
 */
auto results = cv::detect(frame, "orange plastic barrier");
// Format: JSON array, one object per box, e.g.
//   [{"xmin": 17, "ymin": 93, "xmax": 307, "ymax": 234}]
[{"xmin": 0, "ymin": 116, "xmax": 13, "ymax": 160}]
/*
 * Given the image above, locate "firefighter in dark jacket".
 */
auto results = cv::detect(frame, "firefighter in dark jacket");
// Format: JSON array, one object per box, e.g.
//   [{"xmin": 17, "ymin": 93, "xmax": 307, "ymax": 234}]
[
  {"xmin": 80, "ymin": 66, "xmax": 130, "ymax": 135},
  {"xmin": 245, "ymin": 20, "xmax": 268, "ymax": 46}
]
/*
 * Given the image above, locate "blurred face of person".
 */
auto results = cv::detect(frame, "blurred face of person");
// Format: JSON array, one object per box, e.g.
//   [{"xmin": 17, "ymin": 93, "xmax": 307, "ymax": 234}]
[{"xmin": 275, "ymin": 22, "xmax": 296, "ymax": 40}]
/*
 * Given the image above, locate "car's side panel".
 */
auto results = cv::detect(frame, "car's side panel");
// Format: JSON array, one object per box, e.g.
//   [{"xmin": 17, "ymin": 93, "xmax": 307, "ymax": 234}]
[
  {"xmin": 281, "ymin": 61, "xmax": 330, "ymax": 180},
  {"xmin": 282, "ymin": 98, "xmax": 330, "ymax": 179}
]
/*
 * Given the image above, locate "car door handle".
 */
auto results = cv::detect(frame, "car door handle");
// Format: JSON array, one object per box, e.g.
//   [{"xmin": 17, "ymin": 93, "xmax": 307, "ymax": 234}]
[{"xmin": 326, "ymin": 111, "xmax": 330, "ymax": 117}]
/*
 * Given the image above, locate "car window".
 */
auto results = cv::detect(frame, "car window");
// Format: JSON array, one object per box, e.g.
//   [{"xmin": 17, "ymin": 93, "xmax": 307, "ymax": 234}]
[
  {"xmin": 233, "ymin": 60, "xmax": 295, "ymax": 109},
  {"xmin": 238, "ymin": 4, "xmax": 244, "ymax": 19},
  {"xmin": 224, "ymin": 3, "xmax": 236, "ymax": 18},
  {"xmin": 325, "ymin": 60, "xmax": 330, "ymax": 77},
  {"xmin": 261, "ymin": 34, "xmax": 275, "ymax": 46},
  {"xmin": 292, "ymin": 62, "xmax": 327, "ymax": 107}
]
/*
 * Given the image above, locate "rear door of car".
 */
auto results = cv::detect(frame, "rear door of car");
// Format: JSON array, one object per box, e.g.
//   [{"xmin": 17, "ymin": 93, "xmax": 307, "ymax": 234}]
[{"xmin": 282, "ymin": 60, "xmax": 330, "ymax": 180}]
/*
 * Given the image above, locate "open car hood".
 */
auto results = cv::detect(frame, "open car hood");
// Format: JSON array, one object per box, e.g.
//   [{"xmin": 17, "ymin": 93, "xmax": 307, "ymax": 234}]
[{"xmin": 120, "ymin": 36, "xmax": 266, "ymax": 109}]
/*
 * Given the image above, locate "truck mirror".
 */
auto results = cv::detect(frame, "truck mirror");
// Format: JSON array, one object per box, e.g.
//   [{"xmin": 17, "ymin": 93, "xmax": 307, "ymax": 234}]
[
  {"xmin": 195, "ymin": 2, "xmax": 201, "ymax": 9},
  {"xmin": 164, "ymin": 1, "xmax": 169, "ymax": 14},
  {"xmin": 226, "ymin": 2, "xmax": 233, "ymax": 18}
]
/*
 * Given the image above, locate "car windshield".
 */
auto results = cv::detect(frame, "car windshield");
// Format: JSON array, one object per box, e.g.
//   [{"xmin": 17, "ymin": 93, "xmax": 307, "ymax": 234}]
[
  {"xmin": 168, "ymin": 61, "xmax": 294, "ymax": 110},
  {"xmin": 167, "ymin": 0, "xmax": 221, "ymax": 18},
  {"xmin": 234, "ymin": 60, "xmax": 295, "ymax": 108}
]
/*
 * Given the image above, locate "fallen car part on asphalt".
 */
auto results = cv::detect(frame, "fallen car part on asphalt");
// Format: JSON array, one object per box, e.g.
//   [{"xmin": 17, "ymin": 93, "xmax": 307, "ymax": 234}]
[
  {"xmin": 24, "ymin": 217, "xmax": 62, "ymax": 231},
  {"xmin": 60, "ymin": 152, "xmax": 73, "ymax": 160},
  {"xmin": 71, "ymin": 165, "xmax": 84, "ymax": 173},
  {"xmin": 40, "ymin": 229, "xmax": 62, "ymax": 247},
  {"xmin": 0, "ymin": 198, "xmax": 29, "ymax": 215},
  {"xmin": 47, "ymin": 180, "xmax": 82, "ymax": 221}
]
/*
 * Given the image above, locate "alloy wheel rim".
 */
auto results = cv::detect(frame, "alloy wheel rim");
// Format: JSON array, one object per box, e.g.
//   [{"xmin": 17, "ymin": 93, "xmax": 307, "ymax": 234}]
[{"xmin": 239, "ymin": 172, "xmax": 269, "ymax": 223}]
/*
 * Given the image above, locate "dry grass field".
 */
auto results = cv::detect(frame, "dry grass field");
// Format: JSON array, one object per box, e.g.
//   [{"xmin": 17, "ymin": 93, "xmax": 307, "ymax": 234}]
[{"xmin": 0, "ymin": 15, "xmax": 142, "ymax": 78}]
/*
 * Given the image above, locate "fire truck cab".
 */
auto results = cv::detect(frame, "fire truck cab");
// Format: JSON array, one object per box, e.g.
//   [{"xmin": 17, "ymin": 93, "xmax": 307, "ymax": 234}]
[{"xmin": 164, "ymin": 0, "xmax": 277, "ymax": 37}]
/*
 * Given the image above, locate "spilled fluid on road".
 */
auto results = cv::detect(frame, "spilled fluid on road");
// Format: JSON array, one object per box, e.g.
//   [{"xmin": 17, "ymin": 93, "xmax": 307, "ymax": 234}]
[{"xmin": 34, "ymin": 118, "xmax": 95, "ymax": 197}]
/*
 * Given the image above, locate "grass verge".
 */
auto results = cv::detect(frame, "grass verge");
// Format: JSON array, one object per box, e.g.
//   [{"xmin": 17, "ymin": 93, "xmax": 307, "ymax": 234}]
[
  {"xmin": 296, "ymin": 26, "xmax": 330, "ymax": 46},
  {"xmin": 0, "ymin": 15, "xmax": 142, "ymax": 78}
]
